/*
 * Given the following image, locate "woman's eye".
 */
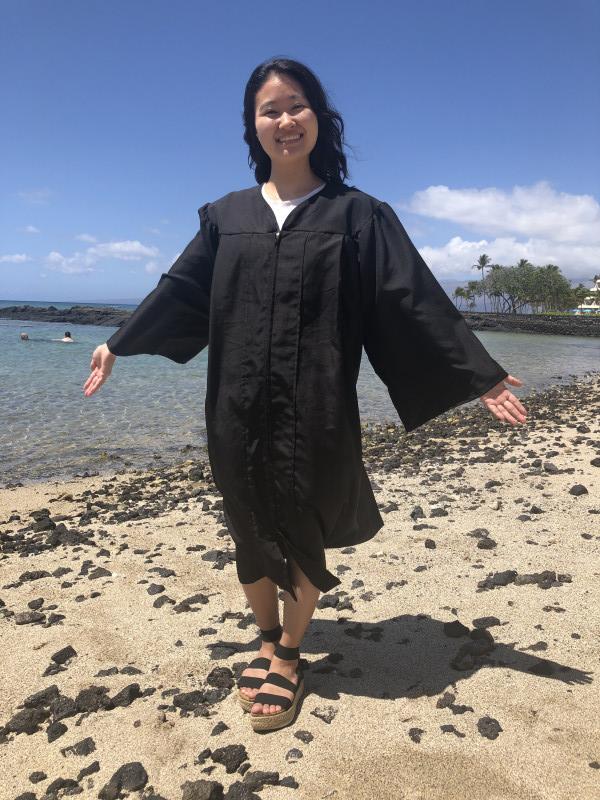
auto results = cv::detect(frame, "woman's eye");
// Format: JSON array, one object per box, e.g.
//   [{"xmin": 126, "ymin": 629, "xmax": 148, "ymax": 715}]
[{"xmin": 265, "ymin": 105, "xmax": 304, "ymax": 115}]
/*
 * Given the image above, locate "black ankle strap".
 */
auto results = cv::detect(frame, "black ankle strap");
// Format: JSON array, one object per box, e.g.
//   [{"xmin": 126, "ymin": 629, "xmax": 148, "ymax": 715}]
[
  {"xmin": 274, "ymin": 641, "xmax": 300, "ymax": 660},
  {"xmin": 260, "ymin": 623, "xmax": 282, "ymax": 642}
]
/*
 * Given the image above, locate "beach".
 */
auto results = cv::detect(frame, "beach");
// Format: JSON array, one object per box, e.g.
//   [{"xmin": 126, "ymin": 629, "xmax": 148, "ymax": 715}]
[{"xmin": 1, "ymin": 372, "xmax": 599, "ymax": 799}]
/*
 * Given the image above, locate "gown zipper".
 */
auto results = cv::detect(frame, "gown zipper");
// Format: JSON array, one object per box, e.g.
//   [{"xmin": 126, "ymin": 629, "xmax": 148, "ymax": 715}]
[{"xmin": 264, "ymin": 229, "xmax": 281, "ymax": 531}]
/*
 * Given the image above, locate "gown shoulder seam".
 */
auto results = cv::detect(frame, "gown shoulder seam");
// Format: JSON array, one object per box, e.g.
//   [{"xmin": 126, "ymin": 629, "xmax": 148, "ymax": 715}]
[{"xmin": 353, "ymin": 201, "xmax": 386, "ymax": 239}]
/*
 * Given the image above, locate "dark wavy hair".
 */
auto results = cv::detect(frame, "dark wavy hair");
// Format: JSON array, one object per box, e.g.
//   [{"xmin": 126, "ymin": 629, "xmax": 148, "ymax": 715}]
[{"xmin": 243, "ymin": 57, "xmax": 351, "ymax": 186}]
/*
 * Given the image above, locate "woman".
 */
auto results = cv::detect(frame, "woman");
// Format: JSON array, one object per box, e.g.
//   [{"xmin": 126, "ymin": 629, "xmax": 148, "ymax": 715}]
[{"xmin": 83, "ymin": 57, "xmax": 528, "ymax": 732}]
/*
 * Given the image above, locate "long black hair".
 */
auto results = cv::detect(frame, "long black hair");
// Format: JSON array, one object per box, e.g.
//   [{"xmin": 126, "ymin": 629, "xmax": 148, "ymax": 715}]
[{"xmin": 243, "ymin": 56, "xmax": 351, "ymax": 186}]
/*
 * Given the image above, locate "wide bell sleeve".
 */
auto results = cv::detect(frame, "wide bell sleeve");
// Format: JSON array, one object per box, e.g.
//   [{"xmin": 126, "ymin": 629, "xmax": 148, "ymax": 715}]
[
  {"xmin": 105, "ymin": 202, "xmax": 219, "ymax": 363},
  {"xmin": 357, "ymin": 201, "xmax": 509, "ymax": 433}
]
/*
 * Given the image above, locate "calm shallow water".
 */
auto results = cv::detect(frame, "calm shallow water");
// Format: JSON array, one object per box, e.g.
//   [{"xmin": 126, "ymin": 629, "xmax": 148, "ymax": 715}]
[{"xmin": 1, "ymin": 315, "xmax": 599, "ymax": 485}]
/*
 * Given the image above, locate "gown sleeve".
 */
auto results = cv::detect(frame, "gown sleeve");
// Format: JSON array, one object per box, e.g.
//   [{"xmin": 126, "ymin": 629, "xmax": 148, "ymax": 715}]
[
  {"xmin": 105, "ymin": 202, "xmax": 219, "ymax": 363},
  {"xmin": 357, "ymin": 201, "xmax": 509, "ymax": 433}
]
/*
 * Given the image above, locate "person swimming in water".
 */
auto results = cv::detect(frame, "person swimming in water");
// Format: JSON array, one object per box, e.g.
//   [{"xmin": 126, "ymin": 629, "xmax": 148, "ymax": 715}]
[{"xmin": 52, "ymin": 331, "xmax": 74, "ymax": 342}]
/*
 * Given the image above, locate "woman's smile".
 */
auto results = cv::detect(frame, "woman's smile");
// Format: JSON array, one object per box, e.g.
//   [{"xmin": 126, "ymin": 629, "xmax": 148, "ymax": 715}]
[
  {"xmin": 254, "ymin": 72, "xmax": 319, "ymax": 169},
  {"xmin": 277, "ymin": 133, "xmax": 303, "ymax": 145}
]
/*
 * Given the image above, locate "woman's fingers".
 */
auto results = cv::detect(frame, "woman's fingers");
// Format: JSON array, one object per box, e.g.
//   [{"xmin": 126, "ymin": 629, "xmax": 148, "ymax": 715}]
[
  {"xmin": 512, "ymin": 397, "xmax": 528, "ymax": 416},
  {"xmin": 83, "ymin": 373, "xmax": 97, "ymax": 396},
  {"xmin": 83, "ymin": 343, "xmax": 116, "ymax": 395},
  {"xmin": 502, "ymin": 391, "xmax": 527, "ymax": 419},
  {"xmin": 480, "ymin": 377, "xmax": 528, "ymax": 426},
  {"xmin": 83, "ymin": 365, "xmax": 100, "ymax": 390},
  {"xmin": 85, "ymin": 376, "xmax": 102, "ymax": 397},
  {"xmin": 482, "ymin": 393, "xmax": 527, "ymax": 425},
  {"xmin": 83, "ymin": 367, "xmax": 108, "ymax": 396},
  {"xmin": 505, "ymin": 374, "xmax": 524, "ymax": 387}
]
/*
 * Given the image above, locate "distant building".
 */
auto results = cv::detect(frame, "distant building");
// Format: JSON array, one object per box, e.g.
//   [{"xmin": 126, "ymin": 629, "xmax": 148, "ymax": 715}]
[{"xmin": 574, "ymin": 276, "xmax": 600, "ymax": 315}]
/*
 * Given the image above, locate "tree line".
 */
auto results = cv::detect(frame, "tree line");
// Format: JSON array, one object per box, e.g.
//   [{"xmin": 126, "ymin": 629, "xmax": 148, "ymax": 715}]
[{"xmin": 451, "ymin": 256, "xmax": 599, "ymax": 314}]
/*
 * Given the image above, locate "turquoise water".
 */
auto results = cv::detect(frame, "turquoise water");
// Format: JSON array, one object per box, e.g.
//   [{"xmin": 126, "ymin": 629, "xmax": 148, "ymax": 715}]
[{"xmin": 1, "ymin": 313, "xmax": 599, "ymax": 485}]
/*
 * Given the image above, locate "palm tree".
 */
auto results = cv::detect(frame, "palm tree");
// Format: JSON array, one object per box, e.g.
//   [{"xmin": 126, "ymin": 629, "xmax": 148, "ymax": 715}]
[
  {"xmin": 453, "ymin": 286, "xmax": 468, "ymax": 310},
  {"xmin": 472, "ymin": 254, "xmax": 491, "ymax": 311}
]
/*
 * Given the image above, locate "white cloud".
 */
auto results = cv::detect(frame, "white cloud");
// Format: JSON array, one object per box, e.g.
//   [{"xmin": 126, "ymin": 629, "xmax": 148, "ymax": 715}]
[
  {"xmin": 45, "ymin": 238, "xmax": 160, "ymax": 275},
  {"xmin": 146, "ymin": 227, "xmax": 161, "ymax": 235},
  {"xmin": 18, "ymin": 188, "xmax": 53, "ymax": 205},
  {"xmin": 418, "ymin": 235, "xmax": 600, "ymax": 280},
  {"xmin": 402, "ymin": 181, "xmax": 600, "ymax": 245},
  {"xmin": 75, "ymin": 233, "xmax": 97, "ymax": 243},
  {"xmin": 87, "ymin": 241, "xmax": 159, "ymax": 260},
  {"xmin": 145, "ymin": 261, "xmax": 160, "ymax": 274},
  {"xmin": 18, "ymin": 225, "xmax": 40, "ymax": 234},
  {"xmin": 394, "ymin": 181, "xmax": 600, "ymax": 281},
  {"xmin": 46, "ymin": 251, "xmax": 94, "ymax": 274},
  {"xmin": 0, "ymin": 253, "xmax": 31, "ymax": 263}
]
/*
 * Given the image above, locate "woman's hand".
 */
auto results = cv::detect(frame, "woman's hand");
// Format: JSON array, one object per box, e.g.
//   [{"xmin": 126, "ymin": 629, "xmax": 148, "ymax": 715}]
[
  {"xmin": 479, "ymin": 375, "xmax": 527, "ymax": 425},
  {"xmin": 83, "ymin": 343, "xmax": 116, "ymax": 397}
]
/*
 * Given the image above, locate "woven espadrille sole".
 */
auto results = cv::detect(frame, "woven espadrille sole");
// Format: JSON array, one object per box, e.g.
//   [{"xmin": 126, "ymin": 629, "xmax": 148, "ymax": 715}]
[{"xmin": 249, "ymin": 677, "xmax": 304, "ymax": 732}]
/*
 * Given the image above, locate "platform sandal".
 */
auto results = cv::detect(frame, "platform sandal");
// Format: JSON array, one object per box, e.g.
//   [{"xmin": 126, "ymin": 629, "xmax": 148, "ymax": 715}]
[
  {"xmin": 236, "ymin": 623, "xmax": 283, "ymax": 712},
  {"xmin": 249, "ymin": 641, "xmax": 305, "ymax": 732}
]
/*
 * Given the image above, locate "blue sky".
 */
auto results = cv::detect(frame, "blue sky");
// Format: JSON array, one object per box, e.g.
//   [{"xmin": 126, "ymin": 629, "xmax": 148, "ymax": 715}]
[{"xmin": 1, "ymin": 0, "xmax": 599, "ymax": 303}]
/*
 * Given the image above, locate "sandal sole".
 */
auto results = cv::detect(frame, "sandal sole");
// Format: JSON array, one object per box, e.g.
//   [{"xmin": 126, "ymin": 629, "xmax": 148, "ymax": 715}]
[{"xmin": 249, "ymin": 677, "xmax": 304, "ymax": 731}]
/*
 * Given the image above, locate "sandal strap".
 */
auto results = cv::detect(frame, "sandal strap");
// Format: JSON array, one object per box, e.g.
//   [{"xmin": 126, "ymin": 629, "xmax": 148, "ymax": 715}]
[
  {"xmin": 252, "ymin": 691, "xmax": 293, "ymax": 711},
  {"xmin": 237, "ymin": 655, "xmax": 273, "ymax": 690},
  {"xmin": 253, "ymin": 671, "xmax": 302, "ymax": 711},
  {"xmin": 244, "ymin": 656, "xmax": 272, "ymax": 671},
  {"xmin": 274, "ymin": 641, "xmax": 299, "ymax": 660},
  {"xmin": 238, "ymin": 674, "xmax": 267, "ymax": 689},
  {"xmin": 260, "ymin": 623, "xmax": 283, "ymax": 642},
  {"xmin": 260, "ymin": 670, "xmax": 299, "ymax": 693}
]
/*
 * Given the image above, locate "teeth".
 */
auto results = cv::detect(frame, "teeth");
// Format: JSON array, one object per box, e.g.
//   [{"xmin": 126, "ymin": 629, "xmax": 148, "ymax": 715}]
[{"xmin": 278, "ymin": 134, "xmax": 302, "ymax": 143}]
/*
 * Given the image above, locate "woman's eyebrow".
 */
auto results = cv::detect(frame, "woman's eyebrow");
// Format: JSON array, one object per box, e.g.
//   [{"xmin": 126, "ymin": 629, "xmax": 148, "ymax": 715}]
[{"xmin": 258, "ymin": 93, "xmax": 303, "ymax": 112}]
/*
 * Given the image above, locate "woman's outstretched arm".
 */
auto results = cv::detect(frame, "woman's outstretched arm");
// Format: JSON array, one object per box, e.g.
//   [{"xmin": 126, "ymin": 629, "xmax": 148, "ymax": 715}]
[{"xmin": 82, "ymin": 201, "xmax": 219, "ymax": 397}]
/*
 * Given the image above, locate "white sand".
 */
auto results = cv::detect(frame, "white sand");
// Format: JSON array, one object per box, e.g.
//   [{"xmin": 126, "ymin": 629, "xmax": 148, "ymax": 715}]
[{"xmin": 0, "ymin": 376, "xmax": 598, "ymax": 799}]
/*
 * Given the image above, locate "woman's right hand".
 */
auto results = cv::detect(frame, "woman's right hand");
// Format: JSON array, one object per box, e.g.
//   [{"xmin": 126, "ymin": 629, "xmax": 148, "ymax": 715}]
[{"xmin": 83, "ymin": 343, "xmax": 117, "ymax": 397}]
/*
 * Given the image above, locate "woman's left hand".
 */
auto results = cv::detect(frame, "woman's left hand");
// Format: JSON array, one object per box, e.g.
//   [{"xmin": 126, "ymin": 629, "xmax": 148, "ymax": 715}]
[{"xmin": 479, "ymin": 375, "xmax": 528, "ymax": 425}]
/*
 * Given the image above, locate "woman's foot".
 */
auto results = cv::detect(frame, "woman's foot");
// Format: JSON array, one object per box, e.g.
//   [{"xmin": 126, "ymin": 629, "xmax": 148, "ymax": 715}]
[
  {"xmin": 251, "ymin": 654, "xmax": 300, "ymax": 715},
  {"xmin": 238, "ymin": 640, "xmax": 277, "ymax": 702}
]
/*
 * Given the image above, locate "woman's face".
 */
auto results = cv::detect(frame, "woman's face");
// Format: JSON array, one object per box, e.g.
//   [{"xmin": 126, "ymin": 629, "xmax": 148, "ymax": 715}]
[{"xmin": 254, "ymin": 72, "xmax": 318, "ymax": 167}]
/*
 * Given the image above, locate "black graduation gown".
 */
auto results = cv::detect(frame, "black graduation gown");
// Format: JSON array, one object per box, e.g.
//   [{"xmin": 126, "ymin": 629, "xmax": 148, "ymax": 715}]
[{"xmin": 105, "ymin": 181, "xmax": 509, "ymax": 601}]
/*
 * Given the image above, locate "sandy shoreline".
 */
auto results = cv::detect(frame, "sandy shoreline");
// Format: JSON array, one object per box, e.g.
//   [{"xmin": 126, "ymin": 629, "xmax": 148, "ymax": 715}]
[{"xmin": 1, "ymin": 373, "xmax": 599, "ymax": 799}]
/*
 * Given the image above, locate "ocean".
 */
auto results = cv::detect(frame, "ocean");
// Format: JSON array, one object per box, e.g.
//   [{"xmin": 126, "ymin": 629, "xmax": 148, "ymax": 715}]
[{"xmin": 2, "ymin": 302, "xmax": 599, "ymax": 485}]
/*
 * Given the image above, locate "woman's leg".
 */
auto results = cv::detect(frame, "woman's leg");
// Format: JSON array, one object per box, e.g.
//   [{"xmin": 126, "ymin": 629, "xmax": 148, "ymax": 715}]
[
  {"xmin": 251, "ymin": 555, "xmax": 320, "ymax": 715},
  {"xmin": 238, "ymin": 576, "xmax": 281, "ymax": 701}
]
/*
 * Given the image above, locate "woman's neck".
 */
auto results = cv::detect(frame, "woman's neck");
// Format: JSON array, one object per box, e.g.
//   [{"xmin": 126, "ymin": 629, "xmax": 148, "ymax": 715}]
[{"xmin": 264, "ymin": 165, "xmax": 325, "ymax": 201}]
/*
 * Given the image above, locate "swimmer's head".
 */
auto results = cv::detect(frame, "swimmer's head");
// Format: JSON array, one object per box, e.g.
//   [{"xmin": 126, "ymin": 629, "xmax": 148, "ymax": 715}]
[
  {"xmin": 64, "ymin": 331, "xmax": 71, "ymax": 338},
  {"xmin": 20, "ymin": 332, "xmax": 29, "ymax": 340}
]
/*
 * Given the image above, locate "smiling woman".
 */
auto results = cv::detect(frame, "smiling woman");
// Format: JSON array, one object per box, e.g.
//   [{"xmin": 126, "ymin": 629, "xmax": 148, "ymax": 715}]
[
  {"xmin": 254, "ymin": 77, "xmax": 319, "ymax": 191},
  {"xmin": 83, "ymin": 55, "xmax": 527, "ymax": 733}
]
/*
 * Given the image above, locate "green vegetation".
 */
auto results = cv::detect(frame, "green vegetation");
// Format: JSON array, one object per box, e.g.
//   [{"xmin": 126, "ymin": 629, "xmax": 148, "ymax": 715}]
[{"xmin": 453, "ymin": 257, "xmax": 598, "ymax": 315}]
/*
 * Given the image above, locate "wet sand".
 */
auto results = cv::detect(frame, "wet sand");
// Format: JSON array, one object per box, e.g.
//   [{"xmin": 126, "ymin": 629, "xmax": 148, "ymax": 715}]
[{"xmin": 1, "ymin": 372, "xmax": 599, "ymax": 799}]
